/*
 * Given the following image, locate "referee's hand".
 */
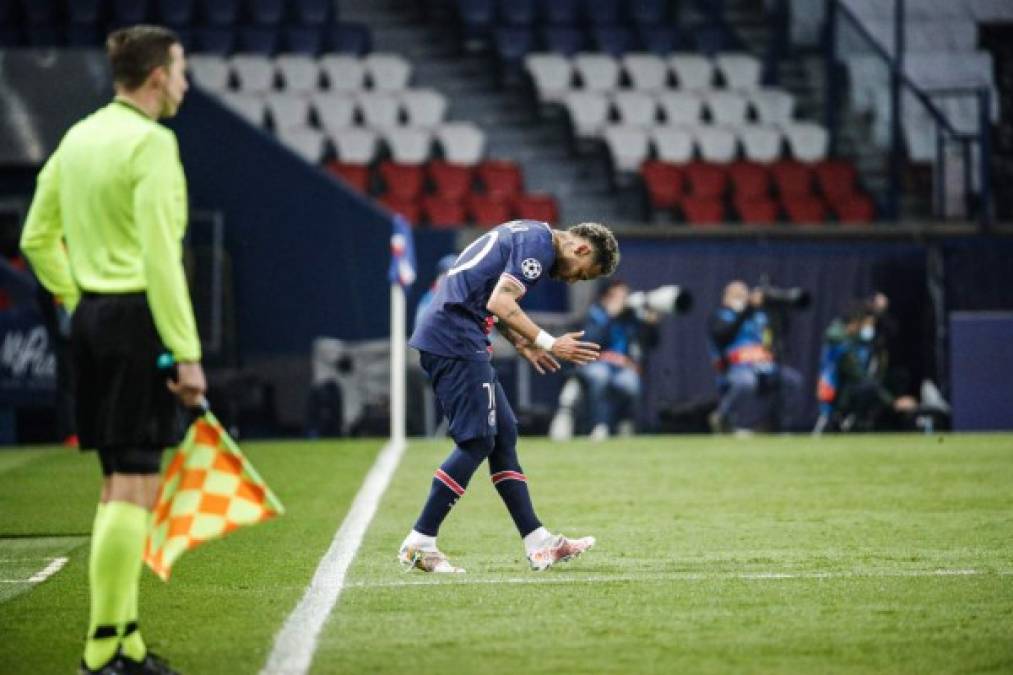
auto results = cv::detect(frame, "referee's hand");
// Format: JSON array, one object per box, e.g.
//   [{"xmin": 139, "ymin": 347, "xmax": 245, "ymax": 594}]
[{"xmin": 168, "ymin": 361, "xmax": 207, "ymax": 409}]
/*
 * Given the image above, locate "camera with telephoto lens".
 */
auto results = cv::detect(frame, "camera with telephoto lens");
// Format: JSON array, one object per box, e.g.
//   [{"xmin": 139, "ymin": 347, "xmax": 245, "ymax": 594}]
[
  {"xmin": 625, "ymin": 285, "xmax": 693, "ymax": 315},
  {"xmin": 759, "ymin": 285, "xmax": 811, "ymax": 309}
]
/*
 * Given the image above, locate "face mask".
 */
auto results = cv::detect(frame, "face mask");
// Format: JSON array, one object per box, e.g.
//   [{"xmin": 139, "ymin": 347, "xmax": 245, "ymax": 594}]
[{"xmin": 859, "ymin": 325, "xmax": 875, "ymax": 341}]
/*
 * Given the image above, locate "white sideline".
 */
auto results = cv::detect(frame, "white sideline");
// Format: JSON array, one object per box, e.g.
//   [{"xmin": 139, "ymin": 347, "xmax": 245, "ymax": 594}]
[
  {"xmin": 260, "ymin": 439, "xmax": 407, "ymax": 675},
  {"xmin": 0, "ymin": 556, "xmax": 70, "ymax": 584}
]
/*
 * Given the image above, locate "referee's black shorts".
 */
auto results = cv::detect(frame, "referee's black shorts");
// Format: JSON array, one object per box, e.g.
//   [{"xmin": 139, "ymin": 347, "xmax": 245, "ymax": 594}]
[{"xmin": 71, "ymin": 292, "xmax": 183, "ymax": 475}]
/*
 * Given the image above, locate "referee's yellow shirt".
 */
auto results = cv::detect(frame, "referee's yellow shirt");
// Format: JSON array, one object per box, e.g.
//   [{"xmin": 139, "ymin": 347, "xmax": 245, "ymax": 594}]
[{"xmin": 20, "ymin": 99, "xmax": 201, "ymax": 362}]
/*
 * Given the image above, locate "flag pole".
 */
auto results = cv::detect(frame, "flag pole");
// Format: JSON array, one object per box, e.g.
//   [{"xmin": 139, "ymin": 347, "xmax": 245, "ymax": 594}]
[{"xmin": 390, "ymin": 281, "xmax": 406, "ymax": 446}]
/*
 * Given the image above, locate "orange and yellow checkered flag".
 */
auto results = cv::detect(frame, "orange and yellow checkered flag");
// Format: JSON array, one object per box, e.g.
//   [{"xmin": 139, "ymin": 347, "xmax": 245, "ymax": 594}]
[{"xmin": 144, "ymin": 410, "xmax": 284, "ymax": 581}]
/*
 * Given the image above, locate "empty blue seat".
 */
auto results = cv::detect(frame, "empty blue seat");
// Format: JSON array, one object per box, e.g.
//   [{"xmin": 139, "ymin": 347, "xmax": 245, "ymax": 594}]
[
  {"xmin": 67, "ymin": 0, "xmax": 104, "ymax": 25},
  {"xmin": 639, "ymin": 25, "xmax": 683, "ymax": 54},
  {"xmin": 584, "ymin": 0, "xmax": 622, "ymax": 26},
  {"xmin": 324, "ymin": 23, "xmax": 371, "ymax": 55},
  {"xmin": 457, "ymin": 0, "xmax": 494, "ymax": 29},
  {"xmin": 694, "ymin": 23, "xmax": 738, "ymax": 55},
  {"xmin": 494, "ymin": 26, "xmax": 534, "ymax": 65},
  {"xmin": 193, "ymin": 27, "xmax": 235, "ymax": 54},
  {"xmin": 592, "ymin": 25, "xmax": 636, "ymax": 57},
  {"xmin": 67, "ymin": 24, "xmax": 101, "ymax": 46},
  {"xmin": 112, "ymin": 0, "xmax": 149, "ymax": 25},
  {"xmin": 155, "ymin": 0, "xmax": 194, "ymax": 27},
  {"xmin": 283, "ymin": 25, "xmax": 321, "ymax": 55},
  {"xmin": 204, "ymin": 0, "xmax": 239, "ymax": 26},
  {"xmin": 20, "ymin": 0, "xmax": 58, "ymax": 26},
  {"xmin": 541, "ymin": 25, "xmax": 586, "ymax": 57},
  {"xmin": 500, "ymin": 0, "xmax": 535, "ymax": 26},
  {"xmin": 237, "ymin": 26, "xmax": 278, "ymax": 54},
  {"xmin": 630, "ymin": 0, "xmax": 666, "ymax": 25},
  {"xmin": 293, "ymin": 0, "xmax": 330, "ymax": 25},
  {"xmin": 248, "ymin": 0, "xmax": 284, "ymax": 25},
  {"xmin": 25, "ymin": 27, "xmax": 63, "ymax": 46},
  {"xmin": 541, "ymin": 0, "xmax": 580, "ymax": 25}
]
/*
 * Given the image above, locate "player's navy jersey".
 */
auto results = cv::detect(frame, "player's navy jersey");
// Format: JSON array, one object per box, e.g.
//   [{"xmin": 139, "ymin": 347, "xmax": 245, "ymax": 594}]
[{"xmin": 410, "ymin": 220, "xmax": 555, "ymax": 361}]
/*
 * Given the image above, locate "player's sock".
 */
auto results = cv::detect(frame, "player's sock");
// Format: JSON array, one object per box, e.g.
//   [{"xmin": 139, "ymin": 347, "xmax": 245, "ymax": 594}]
[
  {"xmin": 491, "ymin": 470, "xmax": 543, "ymax": 538},
  {"xmin": 413, "ymin": 438, "xmax": 491, "ymax": 536},
  {"xmin": 523, "ymin": 527, "xmax": 554, "ymax": 554},
  {"xmin": 402, "ymin": 529, "xmax": 437, "ymax": 552},
  {"xmin": 119, "ymin": 509, "xmax": 151, "ymax": 662},
  {"xmin": 83, "ymin": 501, "xmax": 147, "ymax": 670}
]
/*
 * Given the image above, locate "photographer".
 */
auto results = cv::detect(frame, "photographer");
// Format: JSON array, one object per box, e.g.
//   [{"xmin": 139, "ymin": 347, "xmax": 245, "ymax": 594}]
[{"xmin": 708, "ymin": 280, "xmax": 803, "ymax": 433}]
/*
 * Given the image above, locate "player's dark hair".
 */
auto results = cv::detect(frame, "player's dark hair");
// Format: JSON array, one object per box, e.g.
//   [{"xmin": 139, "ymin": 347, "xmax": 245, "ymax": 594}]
[
  {"xmin": 107, "ymin": 25, "xmax": 180, "ymax": 91},
  {"xmin": 569, "ymin": 222, "xmax": 619, "ymax": 277}
]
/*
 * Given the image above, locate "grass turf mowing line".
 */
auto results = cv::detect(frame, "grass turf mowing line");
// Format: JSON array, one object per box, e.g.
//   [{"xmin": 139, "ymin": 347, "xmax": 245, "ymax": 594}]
[
  {"xmin": 0, "ymin": 440, "xmax": 381, "ymax": 674},
  {"xmin": 311, "ymin": 434, "xmax": 1013, "ymax": 675}
]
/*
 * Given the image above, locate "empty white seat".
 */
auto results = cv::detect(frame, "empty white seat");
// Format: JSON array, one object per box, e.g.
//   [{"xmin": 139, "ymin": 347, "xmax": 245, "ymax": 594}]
[
  {"xmin": 749, "ymin": 88, "xmax": 795, "ymax": 125},
  {"xmin": 657, "ymin": 91, "xmax": 704, "ymax": 125},
  {"xmin": 693, "ymin": 125, "xmax": 738, "ymax": 163},
  {"xmin": 715, "ymin": 52, "xmax": 762, "ymax": 90},
  {"xmin": 218, "ymin": 92, "xmax": 267, "ymax": 126},
  {"xmin": 329, "ymin": 127, "xmax": 380, "ymax": 163},
  {"xmin": 651, "ymin": 126, "xmax": 695, "ymax": 163},
  {"xmin": 399, "ymin": 88, "xmax": 448, "ymax": 127},
  {"xmin": 277, "ymin": 126, "xmax": 327, "ymax": 163},
  {"xmin": 782, "ymin": 122, "xmax": 829, "ymax": 162},
  {"xmin": 602, "ymin": 125, "xmax": 650, "ymax": 173},
  {"xmin": 621, "ymin": 53, "xmax": 668, "ymax": 91},
  {"xmin": 231, "ymin": 54, "xmax": 275, "ymax": 93},
  {"xmin": 383, "ymin": 127, "xmax": 433, "ymax": 164},
  {"xmin": 188, "ymin": 54, "xmax": 230, "ymax": 91},
  {"xmin": 704, "ymin": 90, "xmax": 749, "ymax": 125},
  {"xmin": 311, "ymin": 92, "xmax": 357, "ymax": 132},
  {"xmin": 525, "ymin": 53, "xmax": 574, "ymax": 104},
  {"xmin": 668, "ymin": 54, "xmax": 715, "ymax": 89},
  {"xmin": 275, "ymin": 54, "xmax": 320, "ymax": 93},
  {"xmin": 266, "ymin": 92, "xmax": 311, "ymax": 131},
  {"xmin": 357, "ymin": 92, "xmax": 402, "ymax": 129},
  {"xmin": 573, "ymin": 53, "xmax": 621, "ymax": 92},
  {"xmin": 320, "ymin": 55, "xmax": 366, "ymax": 92},
  {"xmin": 364, "ymin": 52, "xmax": 412, "ymax": 91},
  {"xmin": 737, "ymin": 124, "xmax": 784, "ymax": 163},
  {"xmin": 436, "ymin": 122, "xmax": 486, "ymax": 165},
  {"xmin": 563, "ymin": 91, "xmax": 611, "ymax": 139},
  {"xmin": 612, "ymin": 91, "xmax": 657, "ymax": 127}
]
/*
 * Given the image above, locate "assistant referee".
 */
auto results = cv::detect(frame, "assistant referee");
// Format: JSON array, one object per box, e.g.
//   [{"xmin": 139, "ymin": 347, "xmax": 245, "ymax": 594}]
[{"xmin": 21, "ymin": 26, "xmax": 204, "ymax": 675}]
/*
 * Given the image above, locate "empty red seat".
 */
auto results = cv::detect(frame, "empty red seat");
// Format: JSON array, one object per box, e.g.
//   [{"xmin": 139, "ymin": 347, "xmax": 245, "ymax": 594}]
[
  {"xmin": 771, "ymin": 160, "xmax": 813, "ymax": 198},
  {"xmin": 641, "ymin": 160, "xmax": 685, "ymax": 210},
  {"xmin": 685, "ymin": 162, "xmax": 728, "ymax": 199},
  {"xmin": 469, "ymin": 193, "xmax": 514, "ymax": 228},
  {"xmin": 681, "ymin": 196, "xmax": 725, "ymax": 225},
  {"xmin": 832, "ymin": 193, "xmax": 875, "ymax": 224},
  {"xmin": 728, "ymin": 161, "xmax": 771, "ymax": 201},
  {"xmin": 735, "ymin": 197, "xmax": 779, "ymax": 224},
  {"xmin": 515, "ymin": 193, "xmax": 559, "ymax": 223},
  {"xmin": 379, "ymin": 161, "xmax": 425, "ymax": 201},
  {"xmin": 325, "ymin": 161, "xmax": 370, "ymax": 192},
  {"xmin": 478, "ymin": 160, "xmax": 524, "ymax": 198},
  {"xmin": 783, "ymin": 195, "xmax": 827, "ymax": 223},
  {"xmin": 428, "ymin": 160, "xmax": 475, "ymax": 201},
  {"xmin": 814, "ymin": 160, "xmax": 858, "ymax": 202},
  {"xmin": 380, "ymin": 195, "xmax": 421, "ymax": 225},
  {"xmin": 423, "ymin": 196, "xmax": 467, "ymax": 230}
]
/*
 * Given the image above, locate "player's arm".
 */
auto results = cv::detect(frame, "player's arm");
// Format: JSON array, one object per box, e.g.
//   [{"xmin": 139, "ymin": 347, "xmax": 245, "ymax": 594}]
[{"xmin": 486, "ymin": 276, "xmax": 599, "ymax": 366}]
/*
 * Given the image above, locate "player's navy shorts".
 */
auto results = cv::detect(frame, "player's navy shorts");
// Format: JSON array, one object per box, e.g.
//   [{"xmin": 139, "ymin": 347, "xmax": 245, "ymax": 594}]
[
  {"xmin": 419, "ymin": 351, "xmax": 517, "ymax": 445},
  {"xmin": 72, "ymin": 292, "xmax": 183, "ymax": 474}
]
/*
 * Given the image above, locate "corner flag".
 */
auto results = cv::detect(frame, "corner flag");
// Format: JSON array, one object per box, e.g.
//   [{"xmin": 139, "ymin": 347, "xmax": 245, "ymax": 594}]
[{"xmin": 388, "ymin": 214, "xmax": 416, "ymax": 288}]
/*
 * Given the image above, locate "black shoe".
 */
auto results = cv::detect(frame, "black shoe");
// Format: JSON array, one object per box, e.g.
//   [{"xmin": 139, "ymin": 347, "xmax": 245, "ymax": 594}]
[
  {"xmin": 118, "ymin": 652, "xmax": 180, "ymax": 675},
  {"xmin": 78, "ymin": 658, "xmax": 127, "ymax": 675}
]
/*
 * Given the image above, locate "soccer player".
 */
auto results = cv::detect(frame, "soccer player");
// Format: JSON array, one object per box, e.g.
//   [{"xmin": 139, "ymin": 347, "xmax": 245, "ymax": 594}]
[
  {"xmin": 400, "ymin": 220, "xmax": 620, "ymax": 573},
  {"xmin": 20, "ymin": 26, "xmax": 203, "ymax": 675}
]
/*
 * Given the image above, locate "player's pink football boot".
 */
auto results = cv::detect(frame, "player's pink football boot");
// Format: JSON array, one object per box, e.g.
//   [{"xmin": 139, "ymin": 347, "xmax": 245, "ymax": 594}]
[{"xmin": 527, "ymin": 534, "xmax": 596, "ymax": 571}]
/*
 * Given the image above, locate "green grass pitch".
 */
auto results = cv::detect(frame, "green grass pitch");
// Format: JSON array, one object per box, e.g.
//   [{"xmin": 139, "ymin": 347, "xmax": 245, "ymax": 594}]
[{"xmin": 1, "ymin": 434, "xmax": 1011, "ymax": 674}]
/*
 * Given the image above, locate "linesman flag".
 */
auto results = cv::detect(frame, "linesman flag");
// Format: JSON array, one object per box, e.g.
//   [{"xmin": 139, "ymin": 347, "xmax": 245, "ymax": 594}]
[
  {"xmin": 388, "ymin": 214, "xmax": 417, "ymax": 288},
  {"xmin": 144, "ymin": 409, "xmax": 285, "ymax": 581}
]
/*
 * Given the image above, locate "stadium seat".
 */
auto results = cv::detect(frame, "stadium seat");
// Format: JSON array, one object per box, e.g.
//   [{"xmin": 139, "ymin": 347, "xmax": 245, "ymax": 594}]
[
  {"xmin": 457, "ymin": 0, "xmax": 495, "ymax": 33},
  {"xmin": 622, "ymin": 53, "xmax": 668, "ymax": 91},
  {"xmin": 814, "ymin": 160, "xmax": 858, "ymax": 203},
  {"xmin": 737, "ymin": 125, "xmax": 783, "ymax": 163},
  {"xmin": 112, "ymin": 0, "xmax": 149, "ymax": 25},
  {"xmin": 237, "ymin": 26, "xmax": 279, "ymax": 55},
  {"xmin": 564, "ymin": 91, "xmax": 610, "ymax": 140},
  {"xmin": 21, "ymin": 0, "xmax": 58, "ymax": 25},
  {"xmin": 734, "ymin": 197, "xmax": 780, "ymax": 224},
  {"xmin": 728, "ymin": 161, "xmax": 771, "ymax": 200},
  {"xmin": 494, "ymin": 27, "xmax": 536, "ymax": 75},
  {"xmin": 193, "ymin": 27, "xmax": 235, "ymax": 55},
  {"xmin": 541, "ymin": 25, "xmax": 587, "ymax": 56},
  {"xmin": 219, "ymin": 92, "xmax": 268, "ymax": 126},
  {"xmin": 249, "ymin": 0, "xmax": 285, "ymax": 25},
  {"xmin": 573, "ymin": 53, "xmax": 621, "ymax": 92},
  {"xmin": 266, "ymin": 92, "xmax": 311, "ymax": 131},
  {"xmin": 630, "ymin": 0, "xmax": 668, "ymax": 25},
  {"xmin": 832, "ymin": 194, "xmax": 875, "ymax": 224},
  {"xmin": 68, "ymin": 0, "xmax": 104, "ymax": 25},
  {"xmin": 501, "ymin": 0, "xmax": 536, "ymax": 26},
  {"xmin": 771, "ymin": 160, "xmax": 812, "ymax": 197},
  {"xmin": 188, "ymin": 55, "xmax": 231, "ymax": 91},
  {"xmin": 383, "ymin": 127, "xmax": 433, "ymax": 164},
  {"xmin": 694, "ymin": 125, "xmax": 738, "ymax": 163},
  {"xmin": 436, "ymin": 122, "xmax": 486, "ymax": 165},
  {"xmin": 325, "ymin": 23, "xmax": 371, "ymax": 55},
  {"xmin": 651, "ymin": 127, "xmax": 696, "ymax": 163},
  {"xmin": 704, "ymin": 90, "xmax": 749, "ymax": 126},
  {"xmin": 320, "ymin": 55, "xmax": 366, "ymax": 92},
  {"xmin": 783, "ymin": 122, "xmax": 829, "ymax": 163},
  {"xmin": 694, "ymin": 23, "xmax": 737, "ymax": 56},
  {"xmin": 603, "ymin": 126, "xmax": 651, "ymax": 173},
  {"xmin": 541, "ymin": 0, "xmax": 581, "ymax": 25},
  {"xmin": 668, "ymin": 54, "xmax": 715, "ymax": 89},
  {"xmin": 381, "ymin": 195, "xmax": 422, "ymax": 226},
  {"xmin": 750, "ymin": 88, "xmax": 795, "ymax": 126},
  {"xmin": 364, "ymin": 53, "xmax": 412, "ymax": 91},
  {"xmin": 204, "ymin": 0, "xmax": 239, "ymax": 26},
  {"xmin": 231, "ymin": 54, "xmax": 276, "ymax": 92},
  {"xmin": 514, "ymin": 193, "xmax": 559, "ymax": 223},
  {"xmin": 277, "ymin": 126, "xmax": 327, "ymax": 163},
  {"xmin": 428, "ymin": 161, "xmax": 475, "ymax": 201},
  {"xmin": 715, "ymin": 52, "xmax": 762, "ymax": 90},
  {"xmin": 478, "ymin": 160, "xmax": 523, "ymax": 198},
  {"xmin": 400, "ymin": 89, "xmax": 448, "ymax": 128},
  {"xmin": 379, "ymin": 161, "xmax": 426, "ymax": 200},
  {"xmin": 325, "ymin": 161, "xmax": 370, "ymax": 192},
  {"xmin": 783, "ymin": 195, "xmax": 828, "ymax": 223},
  {"xmin": 613, "ymin": 91, "xmax": 658, "ymax": 128},
  {"xmin": 282, "ymin": 26, "xmax": 323, "ymax": 55},
  {"xmin": 592, "ymin": 25, "xmax": 637, "ymax": 58},
  {"xmin": 330, "ymin": 127, "xmax": 380, "ymax": 164},
  {"xmin": 357, "ymin": 92, "xmax": 402, "ymax": 129},
  {"xmin": 685, "ymin": 162, "xmax": 728, "ymax": 198},
  {"xmin": 525, "ymin": 53, "xmax": 573, "ymax": 104},
  {"xmin": 469, "ymin": 194, "xmax": 514, "ymax": 228},
  {"xmin": 657, "ymin": 91, "xmax": 704, "ymax": 125},
  {"xmin": 641, "ymin": 160, "xmax": 685, "ymax": 210},
  {"xmin": 293, "ymin": 0, "xmax": 330, "ymax": 25},
  {"xmin": 639, "ymin": 25, "xmax": 684, "ymax": 54},
  {"xmin": 311, "ymin": 92, "xmax": 357, "ymax": 132},
  {"xmin": 585, "ymin": 0, "xmax": 623, "ymax": 25},
  {"xmin": 681, "ymin": 196, "xmax": 726, "ymax": 224},
  {"xmin": 423, "ymin": 196, "xmax": 468, "ymax": 229},
  {"xmin": 275, "ymin": 55, "xmax": 320, "ymax": 92}
]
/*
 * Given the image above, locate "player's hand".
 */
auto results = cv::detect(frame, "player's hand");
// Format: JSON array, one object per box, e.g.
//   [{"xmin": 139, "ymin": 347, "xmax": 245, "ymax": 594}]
[
  {"xmin": 550, "ymin": 331, "xmax": 600, "ymax": 365},
  {"xmin": 168, "ymin": 361, "xmax": 207, "ymax": 409},
  {"xmin": 518, "ymin": 344, "xmax": 561, "ymax": 375}
]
